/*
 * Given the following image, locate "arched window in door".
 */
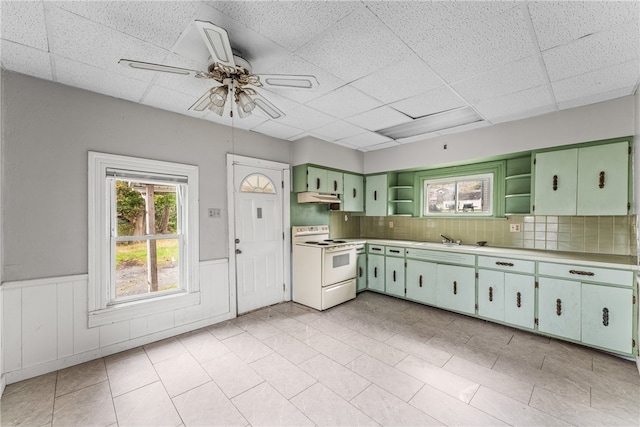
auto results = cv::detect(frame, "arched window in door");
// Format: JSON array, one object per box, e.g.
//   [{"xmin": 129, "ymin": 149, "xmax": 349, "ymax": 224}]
[{"xmin": 240, "ymin": 173, "xmax": 277, "ymax": 194}]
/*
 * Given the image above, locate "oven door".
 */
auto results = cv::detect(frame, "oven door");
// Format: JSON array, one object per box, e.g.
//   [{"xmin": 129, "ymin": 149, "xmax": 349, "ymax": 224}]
[{"xmin": 323, "ymin": 247, "xmax": 356, "ymax": 286}]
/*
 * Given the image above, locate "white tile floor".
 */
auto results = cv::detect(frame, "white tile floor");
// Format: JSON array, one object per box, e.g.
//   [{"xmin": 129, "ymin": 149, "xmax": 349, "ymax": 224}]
[{"xmin": 2, "ymin": 291, "xmax": 639, "ymax": 426}]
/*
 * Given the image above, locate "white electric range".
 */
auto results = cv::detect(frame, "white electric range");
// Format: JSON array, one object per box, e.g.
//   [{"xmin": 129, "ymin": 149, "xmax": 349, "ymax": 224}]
[{"xmin": 292, "ymin": 225, "xmax": 357, "ymax": 310}]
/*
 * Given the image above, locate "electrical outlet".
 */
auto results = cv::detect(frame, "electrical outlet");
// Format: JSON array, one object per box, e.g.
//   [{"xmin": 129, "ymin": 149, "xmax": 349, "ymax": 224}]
[
  {"xmin": 389, "ymin": 221, "xmax": 394, "ymax": 228},
  {"xmin": 208, "ymin": 208, "xmax": 221, "ymax": 218},
  {"xmin": 510, "ymin": 223, "xmax": 521, "ymax": 232}
]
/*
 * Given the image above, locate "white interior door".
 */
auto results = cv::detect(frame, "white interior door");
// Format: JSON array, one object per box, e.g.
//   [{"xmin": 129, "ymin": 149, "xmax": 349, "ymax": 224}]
[{"xmin": 233, "ymin": 163, "xmax": 286, "ymax": 314}]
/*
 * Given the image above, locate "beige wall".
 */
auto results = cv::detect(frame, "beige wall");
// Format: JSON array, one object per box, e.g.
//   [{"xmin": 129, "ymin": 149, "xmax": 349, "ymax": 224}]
[{"xmin": 291, "ymin": 136, "xmax": 364, "ymax": 173}]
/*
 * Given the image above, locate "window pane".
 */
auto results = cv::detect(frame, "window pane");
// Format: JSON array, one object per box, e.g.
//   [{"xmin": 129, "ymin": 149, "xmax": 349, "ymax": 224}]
[
  {"xmin": 116, "ymin": 180, "xmax": 178, "ymax": 236},
  {"xmin": 426, "ymin": 182, "xmax": 455, "ymax": 213},
  {"xmin": 457, "ymin": 178, "xmax": 490, "ymax": 214},
  {"xmin": 115, "ymin": 238, "xmax": 180, "ymax": 299},
  {"xmin": 240, "ymin": 173, "xmax": 276, "ymax": 193}
]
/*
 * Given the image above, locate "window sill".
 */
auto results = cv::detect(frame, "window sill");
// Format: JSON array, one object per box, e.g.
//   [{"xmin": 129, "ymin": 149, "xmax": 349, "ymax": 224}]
[{"xmin": 88, "ymin": 291, "xmax": 201, "ymax": 328}]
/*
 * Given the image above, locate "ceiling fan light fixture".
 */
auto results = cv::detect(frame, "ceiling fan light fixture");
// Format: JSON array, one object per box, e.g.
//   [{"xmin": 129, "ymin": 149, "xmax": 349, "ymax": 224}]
[
  {"xmin": 209, "ymin": 86, "xmax": 228, "ymax": 107},
  {"xmin": 237, "ymin": 90, "xmax": 256, "ymax": 113},
  {"xmin": 208, "ymin": 102, "xmax": 225, "ymax": 116}
]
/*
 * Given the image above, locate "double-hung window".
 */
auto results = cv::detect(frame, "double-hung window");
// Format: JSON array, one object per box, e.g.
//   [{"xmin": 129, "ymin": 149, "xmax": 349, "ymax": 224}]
[
  {"xmin": 424, "ymin": 173, "xmax": 493, "ymax": 216},
  {"xmin": 89, "ymin": 152, "xmax": 199, "ymax": 327}
]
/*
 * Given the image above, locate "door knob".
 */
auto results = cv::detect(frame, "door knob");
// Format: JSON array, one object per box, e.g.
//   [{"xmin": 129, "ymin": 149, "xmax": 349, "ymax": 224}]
[
  {"xmin": 235, "ymin": 238, "xmax": 240, "ymax": 244},
  {"xmin": 235, "ymin": 249, "xmax": 242, "ymax": 254}
]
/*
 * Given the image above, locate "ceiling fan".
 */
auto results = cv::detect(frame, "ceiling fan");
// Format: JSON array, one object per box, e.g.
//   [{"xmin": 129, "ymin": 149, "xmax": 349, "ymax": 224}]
[{"xmin": 119, "ymin": 20, "xmax": 319, "ymax": 119}]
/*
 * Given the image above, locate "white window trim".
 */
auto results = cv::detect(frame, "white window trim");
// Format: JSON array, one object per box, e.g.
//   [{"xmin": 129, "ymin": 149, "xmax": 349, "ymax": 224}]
[
  {"xmin": 423, "ymin": 173, "xmax": 494, "ymax": 217},
  {"xmin": 88, "ymin": 152, "xmax": 199, "ymax": 327}
]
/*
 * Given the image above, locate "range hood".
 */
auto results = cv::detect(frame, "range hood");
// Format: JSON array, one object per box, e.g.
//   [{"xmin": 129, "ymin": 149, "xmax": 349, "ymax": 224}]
[{"xmin": 297, "ymin": 192, "xmax": 341, "ymax": 204}]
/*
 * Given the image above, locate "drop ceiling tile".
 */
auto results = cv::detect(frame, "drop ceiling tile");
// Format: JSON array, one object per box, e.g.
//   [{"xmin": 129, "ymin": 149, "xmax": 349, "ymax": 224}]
[
  {"xmin": 552, "ymin": 60, "xmax": 639, "ymax": 105},
  {"xmin": 337, "ymin": 131, "xmax": 392, "ymax": 148},
  {"xmin": 295, "ymin": 7, "xmax": 413, "ymax": 83},
  {"xmin": 542, "ymin": 21, "xmax": 640, "ymax": 82},
  {"xmin": 1, "ymin": 1, "xmax": 48, "ymax": 50},
  {"xmin": 208, "ymin": 1, "xmax": 359, "ymax": 52},
  {"xmin": 390, "ymin": 86, "xmax": 466, "ymax": 119},
  {"xmin": 311, "ymin": 120, "xmax": 368, "ymax": 142},
  {"xmin": 557, "ymin": 87, "xmax": 636, "ymax": 112},
  {"xmin": 52, "ymin": 1, "xmax": 198, "ymax": 49},
  {"xmin": 452, "ymin": 55, "xmax": 548, "ymax": 104},
  {"xmin": 203, "ymin": 109, "xmax": 269, "ymax": 131},
  {"xmin": 529, "ymin": 1, "xmax": 640, "ymax": 50},
  {"xmin": 306, "ymin": 85, "xmax": 382, "ymax": 120},
  {"xmin": 423, "ymin": 6, "xmax": 537, "ymax": 83},
  {"xmin": 278, "ymin": 105, "xmax": 335, "ymax": 130},
  {"xmin": 1, "ymin": 39, "xmax": 52, "ymax": 80},
  {"xmin": 54, "ymin": 56, "xmax": 150, "ymax": 103},
  {"xmin": 46, "ymin": 6, "xmax": 169, "ymax": 81},
  {"xmin": 475, "ymin": 85, "xmax": 556, "ymax": 123},
  {"xmin": 349, "ymin": 54, "xmax": 443, "ymax": 104},
  {"xmin": 250, "ymin": 120, "xmax": 305, "ymax": 141},
  {"xmin": 346, "ymin": 106, "xmax": 412, "ymax": 132}
]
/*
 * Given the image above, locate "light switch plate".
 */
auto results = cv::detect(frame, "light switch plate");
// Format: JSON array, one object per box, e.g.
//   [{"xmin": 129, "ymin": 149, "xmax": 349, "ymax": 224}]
[{"xmin": 209, "ymin": 208, "xmax": 221, "ymax": 218}]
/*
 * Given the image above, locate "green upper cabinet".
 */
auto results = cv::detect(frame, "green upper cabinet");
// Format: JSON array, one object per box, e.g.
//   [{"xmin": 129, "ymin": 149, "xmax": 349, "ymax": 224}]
[
  {"xmin": 327, "ymin": 170, "xmax": 344, "ymax": 194},
  {"xmin": 293, "ymin": 164, "xmax": 343, "ymax": 194},
  {"xmin": 343, "ymin": 173, "xmax": 364, "ymax": 211},
  {"xmin": 533, "ymin": 140, "xmax": 630, "ymax": 215},
  {"xmin": 365, "ymin": 174, "xmax": 388, "ymax": 216},
  {"xmin": 533, "ymin": 148, "xmax": 579, "ymax": 215},
  {"xmin": 576, "ymin": 142, "xmax": 629, "ymax": 215}
]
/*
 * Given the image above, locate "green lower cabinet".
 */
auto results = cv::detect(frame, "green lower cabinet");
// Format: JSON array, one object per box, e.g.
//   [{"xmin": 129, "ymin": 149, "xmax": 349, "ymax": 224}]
[
  {"xmin": 581, "ymin": 284, "xmax": 633, "ymax": 354},
  {"xmin": 477, "ymin": 270, "xmax": 505, "ymax": 322},
  {"xmin": 385, "ymin": 256, "xmax": 405, "ymax": 297},
  {"xmin": 406, "ymin": 259, "xmax": 437, "ymax": 305},
  {"xmin": 538, "ymin": 278, "xmax": 581, "ymax": 341},
  {"xmin": 437, "ymin": 264, "xmax": 475, "ymax": 315},
  {"xmin": 503, "ymin": 275, "xmax": 535, "ymax": 329},
  {"xmin": 367, "ymin": 254, "xmax": 385, "ymax": 292},
  {"xmin": 356, "ymin": 253, "xmax": 367, "ymax": 292}
]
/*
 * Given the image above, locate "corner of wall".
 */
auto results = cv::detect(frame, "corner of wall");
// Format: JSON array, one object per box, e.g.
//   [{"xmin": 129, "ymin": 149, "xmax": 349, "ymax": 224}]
[{"xmin": 0, "ymin": 67, "xmax": 5, "ymax": 398}]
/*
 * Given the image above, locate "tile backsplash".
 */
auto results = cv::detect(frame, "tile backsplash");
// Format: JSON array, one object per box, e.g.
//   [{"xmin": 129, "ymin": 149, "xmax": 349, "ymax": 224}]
[{"xmin": 330, "ymin": 213, "xmax": 638, "ymax": 257}]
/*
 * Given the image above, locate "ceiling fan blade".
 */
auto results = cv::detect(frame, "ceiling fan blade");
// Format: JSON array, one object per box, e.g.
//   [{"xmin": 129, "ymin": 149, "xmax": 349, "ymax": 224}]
[
  {"xmin": 118, "ymin": 59, "xmax": 201, "ymax": 77},
  {"xmin": 252, "ymin": 93, "xmax": 286, "ymax": 119},
  {"xmin": 194, "ymin": 20, "xmax": 236, "ymax": 68},
  {"xmin": 189, "ymin": 90, "xmax": 213, "ymax": 112},
  {"xmin": 255, "ymin": 74, "xmax": 319, "ymax": 91}
]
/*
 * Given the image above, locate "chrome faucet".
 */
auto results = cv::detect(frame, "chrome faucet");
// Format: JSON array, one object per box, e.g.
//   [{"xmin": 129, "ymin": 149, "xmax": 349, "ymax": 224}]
[{"xmin": 440, "ymin": 234, "xmax": 455, "ymax": 244}]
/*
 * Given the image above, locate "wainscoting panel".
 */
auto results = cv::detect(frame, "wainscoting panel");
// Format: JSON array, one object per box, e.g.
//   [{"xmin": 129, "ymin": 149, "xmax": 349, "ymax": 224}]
[{"xmin": 1, "ymin": 258, "xmax": 233, "ymax": 384}]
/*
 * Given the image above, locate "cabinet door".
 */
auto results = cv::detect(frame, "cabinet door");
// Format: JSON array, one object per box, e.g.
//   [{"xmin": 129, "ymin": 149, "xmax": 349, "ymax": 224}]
[
  {"xmin": 406, "ymin": 259, "xmax": 437, "ymax": 305},
  {"xmin": 503, "ymin": 273, "xmax": 535, "ymax": 329},
  {"xmin": 365, "ymin": 174, "xmax": 388, "ymax": 216},
  {"xmin": 582, "ymin": 284, "xmax": 633, "ymax": 354},
  {"xmin": 307, "ymin": 166, "xmax": 328, "ymax": 192},
  {"xmin": 356, "ymin": 253, "xmax": 367, "ymax": 292},
  {"xmin": 367, "ymin": 254, "xmax": 385, "ymax": 292},
  {"xmin": 437, "ymin": 264, "xmax": 476, "ymax": 315},
  {"xmin": 327, "ymin": 170, "xmax": 343, "ymax": 194},
  {"xmin": 534, "ymin": 149, "xmax": 578, "ymax": 215},
  {"xmin": 538, "ymin": 278, "xmax": 581, "ymax": 341},
  {"xmin": 577, "ymin": 142, "xmax": 629, "ymax": 215},
  {"xmin": 343, "ymin": 173, "xmax": 364, "ymax": 212},
  {"xmin": 477, "ymin": 270, "xmax": 504, "ymax": 322},
  {"xmin": 385, "ymin": 257, "xmax": 405, "ymax": 297}
]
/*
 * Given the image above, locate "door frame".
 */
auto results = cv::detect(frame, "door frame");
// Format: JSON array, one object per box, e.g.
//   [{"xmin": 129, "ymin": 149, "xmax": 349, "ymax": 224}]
[{"xmin": 226, "ymin": 154, "xmax": 291, "ymax": 317}]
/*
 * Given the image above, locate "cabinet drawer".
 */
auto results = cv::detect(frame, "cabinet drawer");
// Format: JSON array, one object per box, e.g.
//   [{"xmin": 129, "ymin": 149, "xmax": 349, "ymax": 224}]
[
  {"xmin": 385, "ymin": 246, "xmax": 406, "ymax": 257},
  {"xmin": 478, "ymin": 256, "xmax": 534, "ymax": 274},
  {"xmin": 405, "ymin": 248, "xmax": 475, "ymax": 266},
  {"xmin": 367, "ymin": 244, "xmax": 385, "ymax": 254},
  {"xmin": 538, "ymin": 262, "xmax": 633, "ymax": 286}
]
